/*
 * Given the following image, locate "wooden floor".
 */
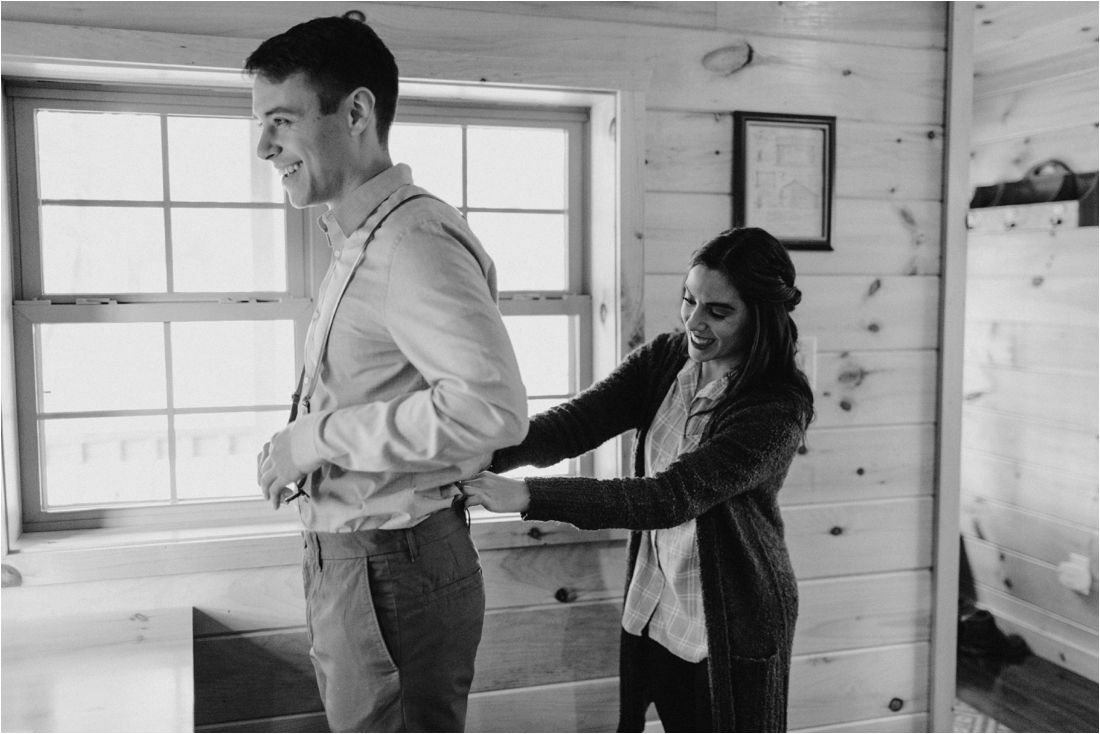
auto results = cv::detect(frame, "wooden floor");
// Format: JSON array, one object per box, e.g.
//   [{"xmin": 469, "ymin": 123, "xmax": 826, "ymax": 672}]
[{"xmin": 957, "ymin": 653, "xmax": 1099, "ymax": 733}]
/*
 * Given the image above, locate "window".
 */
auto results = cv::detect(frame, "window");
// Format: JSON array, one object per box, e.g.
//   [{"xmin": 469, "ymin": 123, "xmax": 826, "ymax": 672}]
[
  {"xmin": 389, "ymin": 102, "xmax": 592, "ymax": 479},
  {"xmin": 8, "ymin": 84, "xmax": 312, "ymax": 531},
  {"xmin": 7, "ymin": 86, "xmax": 590, "ymax": 533}
]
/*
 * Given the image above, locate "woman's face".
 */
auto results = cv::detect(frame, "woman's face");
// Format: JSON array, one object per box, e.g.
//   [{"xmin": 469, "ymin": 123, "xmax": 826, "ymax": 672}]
[{"xmin": 680, "ymin": 264, "xmax": 751, "ymax": 375}]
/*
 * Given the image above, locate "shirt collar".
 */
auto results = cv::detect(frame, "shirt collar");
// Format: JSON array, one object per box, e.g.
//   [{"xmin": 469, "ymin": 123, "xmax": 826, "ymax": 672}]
[
  {"xmin": 677, "ymin": 359, "xmax": 732, "ymax": 404},
  {"xmin": 318, "ymin": 163, "xmax": 414, "ymax": 240}
]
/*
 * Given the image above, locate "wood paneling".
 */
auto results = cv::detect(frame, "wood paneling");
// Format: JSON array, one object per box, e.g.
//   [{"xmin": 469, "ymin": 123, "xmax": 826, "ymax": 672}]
[
  {"xmin": 414, "ymin": 1, "xmax": 718, "ymax": 30},
  {"xmin": 973, "ymin": 2, "xmax": 1099, "ymax": 76},
  {"xmin": 645, "ymin": 193, "xmax": 942, "ymax": 276},
  {"xmin": 962, "ymin": 409, "xmax": 1098, "ymax": 479},
  {"xmin": 795, "ymin": 571, "xmax": 931, "ymax": 654},
  {"xmin": 971, "ymin": 122, "xmax": 1100, "ymax": 187},
  {"xmin": 968, "ymin": 226, "xmax": 1100, "ymax": 278},
  {"xmin": 480, "ymin": 540, "xmax": 627, "ymax": 609},
  {"xmin": 962, "ymin": 492, "xmax": 1097, "ymax": 565},
  {"xmin": 964, "ymin": 320, "xmax": 1098, "ymax": 375},
  {"xmin": 466, "ymin": 677, "xmax": 621, "ymax": 733},
  {"xmin": 784, "ymin": 497, "xmax": 934, "ymax": 579},
  {"xmin": 644, "ymin": 31, "xmax": 944, "ymax": 122},
  {"xmin": 782, "ymin": 424, "xmax": 935, "ymax": 506},
  {"xmin": 964, "ymin": 362, "xmax": 1098, "ymax": 429},
  {"xmin": 714, "ymin": 1, "xmax": 946, "ymax": 49},
  {"xmin": 645, "ymin": 111, "xmax": 943, "ymax": 200},
  {"xmin": 975, "ymin": 44, "xmax": 1099, "ymax": 101},
  {"xmin": 960, "ymin": 450, "xmax": 1098, "ymax": 525},
  {"xmin": 788, "ymin": 643, "xmax": 930, "ymax": 729},
  {"xmin": 965, "ymin": 536, "xmax": 1099, "ymax": 630},
  {"xmin": 645, "ymin": 274, "xmax": 939, "ymax": 351},
  {"xmin": 966, "ymin": 276, "xmax": 1099, "ymax": 328},
  {"xmin": 796, "ymin": 712, "xmax": 928, "ymax": 733},
  {"xmin": 972, "ymin": 70, "xmax": 1100, "ymax": 144},
  {"xmin": 813, "ymin": 350, "xmax": 938, "ymax": 429}
]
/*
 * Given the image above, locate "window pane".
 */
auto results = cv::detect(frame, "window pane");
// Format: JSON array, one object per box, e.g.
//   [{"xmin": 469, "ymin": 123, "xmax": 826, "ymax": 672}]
[
  {"xmin": 171, "ymin": 209, "xmax": 286, "ymax": 292},
  {"xmin": 36, "ymin": 110, "xmax": 163, "ymax": 201},
  {"xmin": 175, "ymin": 411, "xmax": 284, "ymax": 500},
  {"xmin": 503, "ymin": 315, "xmax": 570, "ymax": 396},
  {"xmin": 39, "ymin": 323, "xmax": 166, "ymax": 413},
  {"xmin": 172, "ymin": 321, "xmax": 296, "ymax": 409},
  {"xmin": 41, "ymin": 206, "xmax": 166, "ymax": 293},
  {"xmin": 389, "ymin": 123, "xmax": 463, "ymax": 207},
  {"xmin": 467, "ymin": 212, "xmax": 566, "ymax": 291},
  {"xmin": 167, "ymin": 116, "xmax": 282, "ymax": 203},
  {"xmin": 467, "ymin": 126, "xmax": 565, "ymax": 209},
  {"xmin": 41, "ymin": 416, "xmax": 171, "ymax": 507}
]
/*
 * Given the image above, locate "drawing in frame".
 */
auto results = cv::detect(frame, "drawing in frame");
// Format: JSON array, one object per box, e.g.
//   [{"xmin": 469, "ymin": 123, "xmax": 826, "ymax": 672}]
[{"xmin": 732, "ymin": 111, "xmax": 836, "ymax": 251}]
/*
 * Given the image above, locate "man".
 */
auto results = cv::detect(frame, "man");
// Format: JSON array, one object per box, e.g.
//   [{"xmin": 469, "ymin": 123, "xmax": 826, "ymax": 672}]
[{"xmin": 250, "ymin": 14, "xmax": 528, "ymax": 732}]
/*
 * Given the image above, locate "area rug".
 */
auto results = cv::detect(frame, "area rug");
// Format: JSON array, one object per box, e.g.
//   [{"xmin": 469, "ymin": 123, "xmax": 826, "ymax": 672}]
[{"xmin": 954, "ymin": 699, "xmax": 1014, "ymax": 732}]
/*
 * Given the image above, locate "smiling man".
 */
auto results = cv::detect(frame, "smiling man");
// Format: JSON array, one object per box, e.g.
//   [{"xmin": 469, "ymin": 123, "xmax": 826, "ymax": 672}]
[{"xmin": 247, "ymin": 13, "xmax": 528, "ymax": 732}]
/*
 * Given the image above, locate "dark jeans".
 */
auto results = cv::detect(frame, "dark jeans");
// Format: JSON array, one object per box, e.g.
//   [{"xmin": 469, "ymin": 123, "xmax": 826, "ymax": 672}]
[
  {"xmin": 302, "ymin": 502, "xmax": 485, "ymax": 732},
  {"xmin": 622, "ymin": 627, "xmax": 713, "ymax": 733}
]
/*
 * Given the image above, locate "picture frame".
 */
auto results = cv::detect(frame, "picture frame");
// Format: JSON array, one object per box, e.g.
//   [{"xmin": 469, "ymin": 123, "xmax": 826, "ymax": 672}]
[{"xmin": 732, "ymin": 111, "xmax": 836, "ymax": 251}]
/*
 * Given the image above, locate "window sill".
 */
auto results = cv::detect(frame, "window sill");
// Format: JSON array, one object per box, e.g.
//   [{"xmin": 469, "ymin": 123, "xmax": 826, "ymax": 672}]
[
  {"xmin": 2, "ymin": 513, "xmax": 627, "ymax": 588},
  {"xmin": 4, "ymin": 521, "xmax": 305, "ymax": 587}
]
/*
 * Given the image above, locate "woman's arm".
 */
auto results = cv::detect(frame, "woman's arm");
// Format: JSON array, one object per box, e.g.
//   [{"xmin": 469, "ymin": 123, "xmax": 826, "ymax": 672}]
[
  {"xmin": 512, "ymin": 395, "xmax": 803, "ymax": 531},
  {"xmin": 490, "ymin": 333, "xmax": 681, "ymax": 474}
]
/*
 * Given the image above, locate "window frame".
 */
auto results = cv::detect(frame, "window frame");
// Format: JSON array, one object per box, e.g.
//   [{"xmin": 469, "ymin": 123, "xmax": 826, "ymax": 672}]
[
  {"xmin": 6, "ymin": 83, "xmax": 595, "ymax": 533},
  {"xmin": 7, "ymin": 82, "xmax": 313, "ymax": 532}
]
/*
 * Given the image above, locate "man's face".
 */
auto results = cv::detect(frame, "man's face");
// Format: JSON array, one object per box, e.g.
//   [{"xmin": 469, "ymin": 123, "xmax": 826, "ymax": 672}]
[{"xmin": 252, "ymin": 72, "xmax": 354, "ymax": 209}]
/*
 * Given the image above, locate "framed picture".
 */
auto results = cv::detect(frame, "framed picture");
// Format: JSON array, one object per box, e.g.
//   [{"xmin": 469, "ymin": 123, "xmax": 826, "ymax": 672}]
[{"xmin": 732, "ymin": 111, "xmax": 836, "ymax": 250}]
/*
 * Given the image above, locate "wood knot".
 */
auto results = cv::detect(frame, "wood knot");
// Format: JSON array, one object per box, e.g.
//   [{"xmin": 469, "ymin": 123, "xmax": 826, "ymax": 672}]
[
  {"xmin": 830, "ymin": 526, "xmax": 844, "ymax": 536},
  {"xmin": 839, "ymin": 400, "xmax": 852, "ymax": 411},
  {"xmin": 527, "ymin": 527, "xmax": 544, "ymax": 541},
  {"xmin": 889, "ymin": 698, "xmax": 904, "ymax": 712},
  {"xmin": 1, "ymin": 564, "xmax": 22, "ymax": 588},
  {"xmin": 1032, "ymin": 276, "xmax": 1044, "ymax": 287},
  {"xmin": 701, "ymin": 42, "xmax": 754, "ymax": 75},
  {"xmin": 856, "ymin": 467, "xmax": 865, "ymax": 476},
  {"xmin": 555, "ymin": 587, "xmax": 577, "ymax": 603}
]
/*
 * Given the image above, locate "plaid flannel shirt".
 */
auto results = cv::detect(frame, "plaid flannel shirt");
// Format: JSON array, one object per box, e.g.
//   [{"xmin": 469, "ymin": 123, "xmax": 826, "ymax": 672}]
[{"xmin": 621, "ymin": 359, "xmax": 731, "ymax": 662}]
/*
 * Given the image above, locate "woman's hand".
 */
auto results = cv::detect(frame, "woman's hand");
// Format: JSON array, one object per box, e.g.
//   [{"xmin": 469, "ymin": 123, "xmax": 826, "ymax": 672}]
[{"xmin": 461, "ymin": 471, "xmax": 531, "ymax": 514}]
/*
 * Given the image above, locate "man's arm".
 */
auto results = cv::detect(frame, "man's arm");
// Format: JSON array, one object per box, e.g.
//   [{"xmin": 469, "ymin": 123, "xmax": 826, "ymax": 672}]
[{"xmin": 280, "ymin": 215, "xmax": 528, "ymax": 477}]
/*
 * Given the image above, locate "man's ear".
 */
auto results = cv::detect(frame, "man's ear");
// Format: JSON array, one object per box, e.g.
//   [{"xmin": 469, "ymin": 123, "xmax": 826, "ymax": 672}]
[{"xmin": 347, "ymin": 87, "xmax": 376, "ymax": 137}]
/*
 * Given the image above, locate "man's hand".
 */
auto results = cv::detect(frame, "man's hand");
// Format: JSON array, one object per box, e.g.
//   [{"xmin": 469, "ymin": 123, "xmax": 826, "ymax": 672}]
[
  {"xmin": 257, "ymin": 426, "xmax": 307, "ymax": 510},
  {"xmin": 461, "ymin": 471, "xmax": 531, "ymax": 514}
]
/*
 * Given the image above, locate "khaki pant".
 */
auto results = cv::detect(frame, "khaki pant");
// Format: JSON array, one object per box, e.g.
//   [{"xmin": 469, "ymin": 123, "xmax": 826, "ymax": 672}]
[{"xmin": 302, "ymin": 502, "xmax": 485, "ymax": 732}]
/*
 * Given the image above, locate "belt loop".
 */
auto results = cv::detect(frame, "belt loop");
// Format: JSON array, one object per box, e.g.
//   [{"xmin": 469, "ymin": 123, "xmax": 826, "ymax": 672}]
[{"xmin": 405, "ymin": 528, "xmax": 419, "ymax": 563}]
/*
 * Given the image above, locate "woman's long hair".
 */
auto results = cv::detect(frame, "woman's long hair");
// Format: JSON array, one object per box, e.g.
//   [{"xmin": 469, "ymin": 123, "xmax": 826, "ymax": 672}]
[{"xmin": 688, "ymin": 227, "xmax": 815, "ymax": 431}]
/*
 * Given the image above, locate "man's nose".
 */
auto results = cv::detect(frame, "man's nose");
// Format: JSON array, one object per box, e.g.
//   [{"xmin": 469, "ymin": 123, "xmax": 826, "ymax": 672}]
[{"xmin": 256, "ymin": 125, "xmax": 276, "ymax": 160}]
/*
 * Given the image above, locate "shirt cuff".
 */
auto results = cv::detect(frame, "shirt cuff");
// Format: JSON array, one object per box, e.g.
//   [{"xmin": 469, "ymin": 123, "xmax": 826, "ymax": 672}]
[{"xmin": 285, "ymin": 412, "xmax": 326, "ymax": 476}]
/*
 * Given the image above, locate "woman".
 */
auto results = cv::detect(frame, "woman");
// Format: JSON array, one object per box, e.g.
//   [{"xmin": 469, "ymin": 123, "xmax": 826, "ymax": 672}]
[{"xmin": 463, "ymin": 227, "xmax": 814, "ymax": 733}]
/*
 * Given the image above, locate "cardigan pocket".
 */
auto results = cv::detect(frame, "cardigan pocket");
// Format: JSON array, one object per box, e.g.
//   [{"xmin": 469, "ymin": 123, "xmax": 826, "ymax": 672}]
[{"xmin": 727, "ymin": 651, "xmax": 788, "ymax": 733}]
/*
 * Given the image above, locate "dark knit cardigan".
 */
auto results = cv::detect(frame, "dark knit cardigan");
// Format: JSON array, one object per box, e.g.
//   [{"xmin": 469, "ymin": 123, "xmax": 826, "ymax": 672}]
[{"xmin": 490, "ymin": 331, "xmax": 803, "ymax": 732}]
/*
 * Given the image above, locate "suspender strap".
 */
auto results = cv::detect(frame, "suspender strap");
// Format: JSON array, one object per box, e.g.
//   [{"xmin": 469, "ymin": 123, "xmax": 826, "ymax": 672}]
[{"xmin": 284, "ymin": 190, "xmax": 442, "ymax": 499}]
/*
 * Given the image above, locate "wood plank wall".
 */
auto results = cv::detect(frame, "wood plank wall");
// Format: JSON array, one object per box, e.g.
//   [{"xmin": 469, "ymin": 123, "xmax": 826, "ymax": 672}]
[
  {"xmin": 0, "ymin": 2, "xmax": 951, "ymax": 731},
  {"xmin": 963, "ymin": 0, "xmax": 1099, "ymax": 683}
]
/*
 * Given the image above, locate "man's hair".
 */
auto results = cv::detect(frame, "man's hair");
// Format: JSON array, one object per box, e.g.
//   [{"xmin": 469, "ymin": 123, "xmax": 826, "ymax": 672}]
[{"xmin": 245, "ymin": 13, "xmax": 398, "ymax": 147}]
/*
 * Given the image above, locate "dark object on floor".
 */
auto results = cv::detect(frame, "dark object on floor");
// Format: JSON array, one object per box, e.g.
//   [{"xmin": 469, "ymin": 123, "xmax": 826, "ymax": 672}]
[
  {"xmin": 958, "ymin": 608, "xmax": 1030, "ymax": 665},
  {"xmin": 958, "ymin": 652, "xmax": 1100, "ymax": 733},
  {"xmin": 969, "ymin": 160, "xmax": 1099, "ymax": 226}
]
